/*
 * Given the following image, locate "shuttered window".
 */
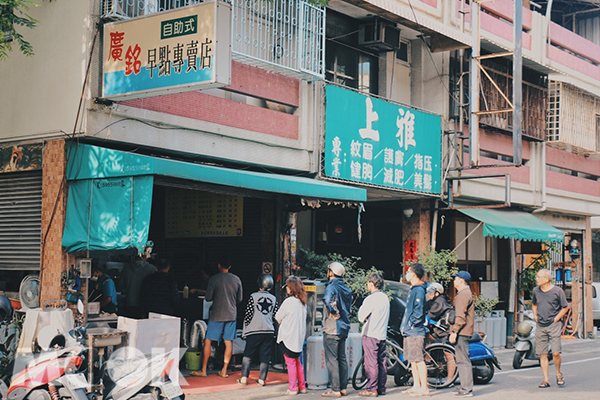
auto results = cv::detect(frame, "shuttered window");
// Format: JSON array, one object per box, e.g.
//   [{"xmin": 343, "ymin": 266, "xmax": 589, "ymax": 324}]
[{"xmin": 0, "ymin": 171, "xmax": 42, "ymax": 270}]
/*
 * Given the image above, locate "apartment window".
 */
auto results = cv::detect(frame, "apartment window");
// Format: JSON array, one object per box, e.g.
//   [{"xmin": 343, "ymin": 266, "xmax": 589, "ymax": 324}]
[
  {"xmin": 396, "ymin": 41, "xmax": 409, "ymax": 64},
  {"xmin": 326, "ymin": 11, "xmax": 379, "ymax": 95}
]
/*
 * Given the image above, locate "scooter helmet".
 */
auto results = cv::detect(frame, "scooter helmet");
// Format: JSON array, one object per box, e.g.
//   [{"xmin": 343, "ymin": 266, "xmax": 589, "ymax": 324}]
[
  {"xmin": 257, "ymin": 274, "xmax": 274, "ymax": 291},
  {"xmin": 428, "ymin": 282, "xmax": 444, "ymax": 295},
  {"xmin": 0, "ymin": 295, "xmax": 13, "ymax": 322},
  {"xmin": 328, "ymin": 262, "xmax": 346, "ymax": 277},
  {"xmin": 517, "ymin": 321, "xmax": 533, "ymax": 337}
]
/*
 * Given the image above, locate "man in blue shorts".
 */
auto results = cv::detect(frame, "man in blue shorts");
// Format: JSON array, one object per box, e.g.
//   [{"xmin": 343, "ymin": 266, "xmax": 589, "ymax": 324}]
[{"xmin": 193, "ymin": 257, "xmax": 243, "ymax": 378}]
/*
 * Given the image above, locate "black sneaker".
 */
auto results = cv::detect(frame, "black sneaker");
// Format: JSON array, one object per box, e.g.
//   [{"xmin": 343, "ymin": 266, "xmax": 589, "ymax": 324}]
[{"xmin": 454, "ymin": 390, "xmax": 473, "ymax": 398}]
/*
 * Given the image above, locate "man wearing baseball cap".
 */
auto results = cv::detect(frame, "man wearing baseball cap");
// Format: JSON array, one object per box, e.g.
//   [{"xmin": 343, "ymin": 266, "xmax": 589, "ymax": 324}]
[
  {"xmin": 322, "ymin": 262, "xmax": 353, "ymax": 397},
  {"xmin": 450, "ymin": 270, "xmax": 475, "ymax": 398}
]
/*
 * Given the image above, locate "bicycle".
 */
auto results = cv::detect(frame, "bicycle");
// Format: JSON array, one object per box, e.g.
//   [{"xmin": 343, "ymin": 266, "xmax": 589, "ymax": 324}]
[{"xmin": 351, "ymin": 338, "xmax": 457, "ymax": 390}]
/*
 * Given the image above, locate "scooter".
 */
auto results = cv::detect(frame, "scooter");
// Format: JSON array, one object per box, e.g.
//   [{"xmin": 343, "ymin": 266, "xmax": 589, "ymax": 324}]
[
  {"xmin": 427, "ymin": 319, "xmax": 501, "ymax": 384},
  {"xmin": 101, "ymin": 346, "xmax": 184, "ymax": 400},
  {"xmin": 513, "ymin": 300, "xmax": 553, "ymax": 369},
  {"xmin": 387, "ymin": 326, "xmax": 500, "ymax": 387},
  {"xmin": 468, "ymin": 332, "xmax": 501, "ymax": 384},
  {"xmin": 6, "ymin": 330, "xmax": 92, "ymax": 400}
]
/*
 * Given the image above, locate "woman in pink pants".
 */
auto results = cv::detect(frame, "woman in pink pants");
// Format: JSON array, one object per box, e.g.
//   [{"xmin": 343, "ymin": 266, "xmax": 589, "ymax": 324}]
[{"xmin": 275, "ymin": 276, "xmax": 308, "ymax": 395}]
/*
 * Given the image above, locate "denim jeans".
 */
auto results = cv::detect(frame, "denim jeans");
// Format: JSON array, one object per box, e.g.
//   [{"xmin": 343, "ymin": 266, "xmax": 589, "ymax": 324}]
[{"xmin": 323, "ymin": 333, "xmax": 348, "ymax": 391}]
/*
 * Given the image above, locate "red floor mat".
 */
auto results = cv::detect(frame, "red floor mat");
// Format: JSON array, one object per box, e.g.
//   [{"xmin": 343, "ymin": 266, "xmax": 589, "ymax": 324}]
[{"xmin": 181, "ymin": 371, "xmax": 289, "ymax": 394}]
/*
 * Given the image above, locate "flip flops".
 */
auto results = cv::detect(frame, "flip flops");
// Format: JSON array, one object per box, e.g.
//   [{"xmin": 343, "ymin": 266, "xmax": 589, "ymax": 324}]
[
  {"xmin": 538, "ymin": 381, "xmax": 550, "ymax": 388},
  {"xmin": 217, "ymin": 371, "xmax": 229, "ymax": 378},
  {"xmin": 557, "ymin": 374, "xmax": 565, "ymax": 387},
  {"xmin": 189, "ymin": 371, "xmax": 207, "ymax": 377}
]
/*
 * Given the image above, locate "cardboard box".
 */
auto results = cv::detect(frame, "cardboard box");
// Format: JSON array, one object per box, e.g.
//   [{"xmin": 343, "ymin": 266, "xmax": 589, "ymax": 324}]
[{"xmin": 117, "ymin": 314, "xmax": 181, "ymax": 382}]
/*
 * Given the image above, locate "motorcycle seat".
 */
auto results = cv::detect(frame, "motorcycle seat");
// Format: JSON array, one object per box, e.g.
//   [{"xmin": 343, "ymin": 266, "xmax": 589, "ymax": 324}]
[{"xmin": 468, "ymin": 332, "xmax": 482, "ymax": 343}]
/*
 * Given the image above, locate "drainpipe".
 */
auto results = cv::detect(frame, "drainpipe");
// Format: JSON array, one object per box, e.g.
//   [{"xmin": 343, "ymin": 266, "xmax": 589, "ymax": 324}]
[
  {"xmin": 533, "ymin": 142, "xmax": 547, "ymax": 214},
  {"xmin": 431, "ymin": 200, "xmax": 439, "ymax": 249}
]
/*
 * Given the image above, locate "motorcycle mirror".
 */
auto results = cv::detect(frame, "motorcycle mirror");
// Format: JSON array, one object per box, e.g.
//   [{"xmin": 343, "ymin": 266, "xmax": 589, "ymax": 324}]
[{"xmin": 77, "ymin": 299, "xmax": 85, "ymax": 315}]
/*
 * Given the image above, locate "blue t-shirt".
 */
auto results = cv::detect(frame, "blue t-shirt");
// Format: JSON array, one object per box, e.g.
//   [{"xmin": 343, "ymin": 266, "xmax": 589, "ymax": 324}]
[{"xmin": 98, "ymin": 274, "xmax": 118, "ymax": 310}]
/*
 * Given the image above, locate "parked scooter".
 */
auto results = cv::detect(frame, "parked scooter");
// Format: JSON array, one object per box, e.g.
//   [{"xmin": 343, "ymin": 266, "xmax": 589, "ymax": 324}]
[
  {"xmin": 387, "ymin": 326, "xmax": 500, "ymax": 387},
  {"xmin": 468, "ymin": 332, "xmax": 501, "ymax": 384},
  {"xmin": 101, "ymin": 346, "xmax": 184, "ymax": 400},
  {"xmin": 6, "ymin": 308, "xmax": 93, "ymax": 400},
  {"xmin": 513, "ymin": 299, "xmax": 553, "ymax": 369}
]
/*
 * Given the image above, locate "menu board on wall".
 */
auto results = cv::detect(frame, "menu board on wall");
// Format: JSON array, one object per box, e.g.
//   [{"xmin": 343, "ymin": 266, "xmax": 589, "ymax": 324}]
[{"xmin": 165, "ymin": 188, "xmax": 243, "ymax": 238}]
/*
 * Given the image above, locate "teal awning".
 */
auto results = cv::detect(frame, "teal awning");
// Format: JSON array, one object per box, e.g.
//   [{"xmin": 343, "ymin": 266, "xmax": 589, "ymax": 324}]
[
  {"xmin": 66, "ymin": 144, "xmax": 367, "ymax": 202},
  {"xmin": 62, "ymin": 144, "xmax": 366, "ymax": 252},
  {"xmin": 458, "ymin": 207, "xmax": 564, "ymax": 243},
  {"xmin": 62, "ymin": 175, "xmax": 154, "ymax": 253}
]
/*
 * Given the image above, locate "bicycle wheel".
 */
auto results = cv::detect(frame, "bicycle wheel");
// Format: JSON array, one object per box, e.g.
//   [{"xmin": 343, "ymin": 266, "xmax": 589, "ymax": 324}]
[
  {"xmin": 424, "ymin": 343, "xmax": 458, "ymax": 389},
  {"xmin": 352, "ymin": 356, "xmax": 368, "ymax": 390},
  {"xmin": 386, "ymin": 337, "xmax": 402, "ymax": 375}
]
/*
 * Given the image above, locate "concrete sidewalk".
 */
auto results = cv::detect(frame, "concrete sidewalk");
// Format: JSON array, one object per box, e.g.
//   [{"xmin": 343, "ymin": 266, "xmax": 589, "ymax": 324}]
[{"xmin": 183, "ymin": 338, "xmax": 596, "ymax": 400}]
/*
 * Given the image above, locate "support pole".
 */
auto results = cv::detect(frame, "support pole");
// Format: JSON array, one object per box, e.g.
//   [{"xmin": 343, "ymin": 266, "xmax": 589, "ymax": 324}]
[
  {"xmin": 513, "ymin": 0, "xmax": 523, "ymax": 165},
  {"xmin": 469, "ymin": 0, "xmax": 480, "ymax": 167}
]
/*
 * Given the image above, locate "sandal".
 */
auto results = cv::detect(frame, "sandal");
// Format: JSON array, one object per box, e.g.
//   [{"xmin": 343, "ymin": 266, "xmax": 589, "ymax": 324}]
[
  {"xmin": 557, "ymin": 375, "xmax": 565, "ymax": 387},
  {"xmin": 322, "ymin": 390, "xmax": 341, "ymax": 398},
  {"xmin": 401, "ymin": 389, "xmax": 416, "ymax": 395},
  {"xmin": 358, "ymin": 390, "xmax": 378, "ymax": 397},
  {"xmin": 189, "ymin": 371, "xmax": 207, "ymax": 377},
  {"xmin": 217, "ymin": 371, "xmax": 229, "ymax": 378},
  {"xmin": 538, "ymin": 381, "xmax": 550, "ymax": 388}
]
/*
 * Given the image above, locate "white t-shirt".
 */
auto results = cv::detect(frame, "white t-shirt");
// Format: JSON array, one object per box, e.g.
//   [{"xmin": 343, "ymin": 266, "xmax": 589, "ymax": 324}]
[
  {"xmin": 275, "ymin": 296, "xmax": 307, "ymax": 353},
  {"xmin": 358, "ymin": 291, "xmax": 390, "ymax": 340}
]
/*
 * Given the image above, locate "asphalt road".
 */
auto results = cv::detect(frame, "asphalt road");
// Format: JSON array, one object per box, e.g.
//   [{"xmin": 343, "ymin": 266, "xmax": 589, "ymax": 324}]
[{"xmin": 188, "ymin": 338, "xmax": 600, "ymax": 400}]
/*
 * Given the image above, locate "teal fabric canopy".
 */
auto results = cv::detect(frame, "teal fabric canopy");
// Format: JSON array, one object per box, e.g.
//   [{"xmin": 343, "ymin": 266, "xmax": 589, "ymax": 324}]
[
  {"xmin": 63, "ymin": 144, "xmax": 367, "ymax": 252},
  {"xmin": 62, "ymin": 176, "xmax": 153, "ymax": 253},
  {"xmin": 66, "ymin": 144, "xmax": 367, "ymax": 202},
  {"xmin": 458, "ymin": 207, "xmax": 564, "ymax": 243}
]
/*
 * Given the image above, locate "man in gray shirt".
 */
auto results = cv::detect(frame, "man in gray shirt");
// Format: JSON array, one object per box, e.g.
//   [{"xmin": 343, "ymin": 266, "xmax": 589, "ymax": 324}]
[
  {"xmin": 193, "ymin": 257, "xmax": 243, "ymax": 378},
  {"xmin": 532, "ymin": 268, "xmax": 569, "ymax": 389}
]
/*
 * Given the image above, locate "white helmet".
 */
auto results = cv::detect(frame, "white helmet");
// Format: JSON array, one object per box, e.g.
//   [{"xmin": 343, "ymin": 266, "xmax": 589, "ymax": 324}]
[
  {"xmin": 328, "ymin": 261, "xmax": 346, "ymax": 277},
  {"xmin": 428, "ymin": 282, "xmax": 444, "ymax": 295}
]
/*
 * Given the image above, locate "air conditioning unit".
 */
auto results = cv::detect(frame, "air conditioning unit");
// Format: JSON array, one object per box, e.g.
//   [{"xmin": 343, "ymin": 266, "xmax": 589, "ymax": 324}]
[
  {"xmin": 101, "ymin": 0, "xmax": 157, "ymax": 20},
  {"xmin": 358, "ymin": 20, "xmax": 401, "ymax": 52}
]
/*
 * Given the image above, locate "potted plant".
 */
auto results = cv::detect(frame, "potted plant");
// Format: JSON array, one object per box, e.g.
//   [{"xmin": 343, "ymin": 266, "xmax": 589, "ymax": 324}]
[{"xmin": 474, "ymin": 294, "xmax": 499, "ymax": 340}]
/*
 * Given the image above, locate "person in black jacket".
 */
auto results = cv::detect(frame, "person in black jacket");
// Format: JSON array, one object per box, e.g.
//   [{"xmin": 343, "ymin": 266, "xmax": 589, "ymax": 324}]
[
  {"xmin": 426, "ymin": 282, "xmax": 456, "ymax": 387},
  {"xmin": 141, "ymin": 257, "xmax": 180, "ymax": 318}
]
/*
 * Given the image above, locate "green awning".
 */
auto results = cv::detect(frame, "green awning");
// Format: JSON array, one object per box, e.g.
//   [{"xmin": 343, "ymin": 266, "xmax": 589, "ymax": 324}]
[
  {"xmin": 62, "ymin": 144, "xmax": 366, "ymax": 252},
  {"xmin": 66, "ymin": 144, "xmax": 366, "ymax": 202},
  {"xmin": 458, "ymin": 207, "xmax": 564, "ymax": 243},
  {"xmin": 62, "ymin": 176, "xmax": 153, "ymax": 253}
]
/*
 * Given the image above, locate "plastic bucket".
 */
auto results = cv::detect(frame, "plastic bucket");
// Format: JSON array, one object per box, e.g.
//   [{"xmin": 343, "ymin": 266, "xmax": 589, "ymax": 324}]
[{"xmin": 185, "ymin": 351, "xmax": 202, "ymax": 371}]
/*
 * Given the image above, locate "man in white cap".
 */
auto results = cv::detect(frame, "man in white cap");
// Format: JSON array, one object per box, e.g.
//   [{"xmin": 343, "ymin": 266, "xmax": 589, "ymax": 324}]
[{"xmin": 322, "ymin": 261, "xmax": 353, "ymax": 397}]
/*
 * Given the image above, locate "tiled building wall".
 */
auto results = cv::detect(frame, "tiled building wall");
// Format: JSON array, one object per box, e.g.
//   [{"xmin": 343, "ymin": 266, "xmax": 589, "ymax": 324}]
[{"xmin": 40, "ymin": 140, "xmax": 75, "ymax": 305}]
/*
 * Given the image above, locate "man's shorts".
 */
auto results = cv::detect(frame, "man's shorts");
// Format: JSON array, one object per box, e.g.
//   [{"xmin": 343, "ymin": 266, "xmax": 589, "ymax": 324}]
[
  {"xmin": 206, "ymin": 320, "xmax": 237, "ymax": 341},
  {"xmin": 403, "ymin": 335, "xmax": 425, "ymax": 362},
  {"xmin": 535, "ymin": 321, "xmax": 562, "ymax": 355}
]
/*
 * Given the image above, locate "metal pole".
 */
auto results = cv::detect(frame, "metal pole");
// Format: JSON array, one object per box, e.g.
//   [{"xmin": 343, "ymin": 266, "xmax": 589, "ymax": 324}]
[
  {"xmin": 469, "ymin": 0, "xmax": 480, "ymax": 167},
  {"xmin": 513, "ymin": 0, "xmax": 523, "ymax": 165}
]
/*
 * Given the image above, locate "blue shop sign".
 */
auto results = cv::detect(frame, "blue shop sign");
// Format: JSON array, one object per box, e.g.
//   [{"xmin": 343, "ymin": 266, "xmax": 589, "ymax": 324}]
[{"xmin": 324, "ymin": 85, "xmax": 442, "ymax": 195}]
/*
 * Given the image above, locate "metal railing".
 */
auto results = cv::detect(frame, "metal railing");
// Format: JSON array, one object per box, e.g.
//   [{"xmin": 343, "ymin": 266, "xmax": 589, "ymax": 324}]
[{"xmin": 100, "ymin": 0, "xmax": 325, "ymax": 79}]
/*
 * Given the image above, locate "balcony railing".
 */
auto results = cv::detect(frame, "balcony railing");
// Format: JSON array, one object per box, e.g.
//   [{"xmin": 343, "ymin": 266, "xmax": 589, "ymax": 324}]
[
  {"xmin": 100, "ymin": 0, "xmax": 324, "ymax": 79},
  {"xmin": 478, "ymin": 61, "xmax": 547, "ymax": 142},
  {"xmin": 547, "ymin": 81, "xmax": 600, "ymax": 154}
]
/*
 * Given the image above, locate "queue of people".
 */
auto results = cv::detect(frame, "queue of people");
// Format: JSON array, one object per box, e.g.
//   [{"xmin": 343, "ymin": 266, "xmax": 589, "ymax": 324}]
[{"xmin": 91, "ymin": 255, "xmax": 568, "ymax": 398}]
